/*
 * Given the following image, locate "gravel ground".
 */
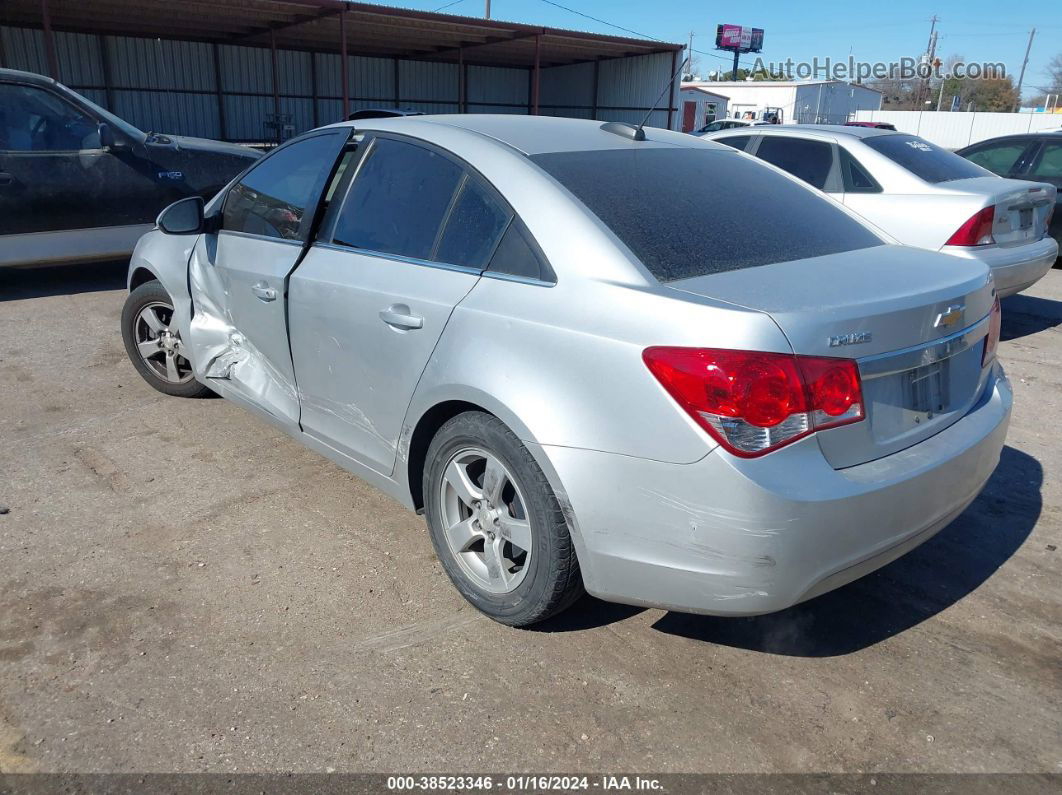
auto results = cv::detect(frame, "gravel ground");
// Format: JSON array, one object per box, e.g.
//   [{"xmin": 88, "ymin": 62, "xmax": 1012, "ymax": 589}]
[{"xmin": 0, "ymin": 262, "xmax": 1059, "ymax": 774}]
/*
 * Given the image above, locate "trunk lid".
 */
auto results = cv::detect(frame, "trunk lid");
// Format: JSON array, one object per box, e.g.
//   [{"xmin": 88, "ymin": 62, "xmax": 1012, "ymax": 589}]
[
  {"xmin": 668, "ymin": 245, "xmax": 996, "ymax": 468},
  {"xmin": 942, "ymin": 177, "xmax": 1056, "ymax": 248}
]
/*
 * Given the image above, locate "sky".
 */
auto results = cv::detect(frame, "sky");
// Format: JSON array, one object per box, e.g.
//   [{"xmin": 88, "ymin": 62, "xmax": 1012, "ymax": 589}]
[{"xmin": 394, "ymin": 0, "xmax": 1062, "ymax": 102}]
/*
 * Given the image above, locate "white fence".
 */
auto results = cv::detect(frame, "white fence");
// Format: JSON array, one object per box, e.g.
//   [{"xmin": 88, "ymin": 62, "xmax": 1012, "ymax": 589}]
[{"xmin": 850, "ymin": 110, "xmax": 1062, "ymax": 149}]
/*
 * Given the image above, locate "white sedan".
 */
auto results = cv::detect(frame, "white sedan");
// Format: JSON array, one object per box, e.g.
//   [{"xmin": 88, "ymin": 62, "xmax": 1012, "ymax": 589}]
[{"xmin": 703, "ymin": 124, "xmax": 1058, "ymax": 296}]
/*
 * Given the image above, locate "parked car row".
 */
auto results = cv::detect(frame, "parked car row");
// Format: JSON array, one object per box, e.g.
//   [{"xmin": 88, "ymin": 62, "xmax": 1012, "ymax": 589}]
[
  {"xmin": 702, "ymin": 124, "xmax": 1058, "ymax": 295},
  {"xmin": 121, "ymin": 114, "xmax": 1014, "ymax": 626}
]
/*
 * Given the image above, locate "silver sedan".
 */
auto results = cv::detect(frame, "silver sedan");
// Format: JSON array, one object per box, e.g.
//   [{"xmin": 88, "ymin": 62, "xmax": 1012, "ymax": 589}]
[
  {"xmin": 121, "ymin": 116, "xmax": 1011, "ymax": 626},
  {"xmin": 702, "ymin": 124, "xmax": 1058, "ymax": 297}
]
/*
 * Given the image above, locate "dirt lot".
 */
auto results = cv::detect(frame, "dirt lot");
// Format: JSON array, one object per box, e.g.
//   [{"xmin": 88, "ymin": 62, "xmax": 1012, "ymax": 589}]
[{"xmin": 0, "ymin": 262, "xmax": 1059, "ymax": 774}]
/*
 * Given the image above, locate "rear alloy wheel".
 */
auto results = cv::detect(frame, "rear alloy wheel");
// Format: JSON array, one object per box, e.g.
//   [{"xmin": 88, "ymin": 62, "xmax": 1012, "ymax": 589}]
[
  {"xmin": 121, "ymin": 280, "xmax": 212, "ymax": 399},
  {"xmin": 424, "ymin": 412, "xmax": 584, "ymax": 626}
]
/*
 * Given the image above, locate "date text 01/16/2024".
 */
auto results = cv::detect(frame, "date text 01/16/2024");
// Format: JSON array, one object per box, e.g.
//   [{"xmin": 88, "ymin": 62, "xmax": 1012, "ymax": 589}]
[{"xmin": 386, "ymin": 776, "xmax": 664, "ymax": 791}]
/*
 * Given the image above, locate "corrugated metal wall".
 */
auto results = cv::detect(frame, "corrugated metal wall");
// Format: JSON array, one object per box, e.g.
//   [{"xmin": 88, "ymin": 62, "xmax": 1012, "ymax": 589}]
[{"xmin": 1, "ymin": 25, "xmax": 680, "ymax": 141}]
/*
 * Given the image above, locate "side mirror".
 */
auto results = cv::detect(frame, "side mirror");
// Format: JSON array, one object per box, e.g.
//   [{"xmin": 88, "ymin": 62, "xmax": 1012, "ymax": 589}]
[
  {"xmin": 98, "ymin": 122, "xmax": 130, "ymax": 152},
  {"xmin": 157, "ymin": 196, "xmax": 205, "ymax": 235}
]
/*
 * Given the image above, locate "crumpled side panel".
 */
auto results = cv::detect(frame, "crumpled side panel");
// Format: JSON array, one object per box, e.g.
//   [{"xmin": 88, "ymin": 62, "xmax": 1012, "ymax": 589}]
[{"xmin": 185, "ymin": 242, "xmax": 299, "ymax": 423}]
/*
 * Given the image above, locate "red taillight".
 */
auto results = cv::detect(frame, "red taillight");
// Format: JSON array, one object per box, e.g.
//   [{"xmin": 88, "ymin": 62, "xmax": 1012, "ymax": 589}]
[
  {"xmin": 946, "ymin": 206, "xmax": 995, "ymax": 247},
  {"xmin": 643, "ymin": 347, "xmax": 865, "ymax": 457},
  {"xmin": 982, "ymin": 297, "xmax": 1001, "ymax": 366}
]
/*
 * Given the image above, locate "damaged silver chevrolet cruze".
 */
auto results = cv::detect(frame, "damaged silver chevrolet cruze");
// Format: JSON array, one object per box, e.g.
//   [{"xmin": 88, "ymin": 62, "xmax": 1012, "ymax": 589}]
[{"xmin": 121, "ymin": 115, "xmax": 1011, "ymax": 626}]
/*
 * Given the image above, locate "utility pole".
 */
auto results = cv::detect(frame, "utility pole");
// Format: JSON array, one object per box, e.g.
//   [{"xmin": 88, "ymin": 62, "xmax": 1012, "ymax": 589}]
[
  {"xmin": 688, "ymin": 31, "xmax": 693, "ymax": 78},
  {"xmin": 484, "ymin": 0, "xmax": 490, "ymax": 19},
  {"xmin": 918, "ymin": 15, "xmax": 938, "ymax": 107},
  {"xmin": 937, "ymin": 79, "xmax": 945, "ymax": 111},
  {"xmin": 1014, "ymin": 28, "xmax": 1036, "ymax": 112}
]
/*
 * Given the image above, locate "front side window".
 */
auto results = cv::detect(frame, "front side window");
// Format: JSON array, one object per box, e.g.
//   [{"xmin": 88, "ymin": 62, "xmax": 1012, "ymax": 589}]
[
  {"xmin": 333, "ymin": 137, "xmax": 463, "ymax": 260},
  {"xmin": 864, "ymin": 134, "xmax": 989, "ymax": 184},
  {"xmin": 754, "ymin": 136, "xmax": 834, "ymax": 190},
  {"xmin": 962, "ymin": 142, "xmax": 1032, "ymax": 176},
  {"xmin": 532, "ymin": 147, "xmax": 883, "ymax": 283},
  {"xmin": 223, "ymin": 133, "xmax": 343, "ymax": 240},
  {"xmin": 0, "ymin": 83, "xmax": 98, "ymax": 152}
]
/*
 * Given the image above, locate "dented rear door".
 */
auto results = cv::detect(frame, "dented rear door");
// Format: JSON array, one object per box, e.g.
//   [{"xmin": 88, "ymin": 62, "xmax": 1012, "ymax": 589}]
[{"xmin": 185, "ymin": 131, "xmax": 348, "ymax": 423}]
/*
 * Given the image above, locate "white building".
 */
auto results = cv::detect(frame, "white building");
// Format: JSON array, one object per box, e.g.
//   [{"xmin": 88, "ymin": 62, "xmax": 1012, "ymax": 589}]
[
  {"xmin": 677, "ymin": 86, "xmax": 730, "ymax": 132},
  {"xmin": 680, "ymin": 80, "xmax": 882, "ymax": 125}
]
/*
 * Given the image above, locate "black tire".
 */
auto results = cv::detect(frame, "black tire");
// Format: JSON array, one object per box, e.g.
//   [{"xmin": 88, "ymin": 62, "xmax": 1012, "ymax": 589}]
[
  {"xmin": 423, "ymin": 411, "xmax": 584, "ymax": 627},
  {"xmin": 121, "ymin": 280, "xmax": 212, "ymax": 399}
]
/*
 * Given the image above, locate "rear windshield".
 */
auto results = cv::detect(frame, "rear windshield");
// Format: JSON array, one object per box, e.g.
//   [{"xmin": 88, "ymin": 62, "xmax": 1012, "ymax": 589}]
[
  {"xmin": 531, "ymin": 147, "xmax": 883, "ymax": 282},
  {"xmin": 863, "ymin": 134, "xmax": 989, "ymax": 184}
]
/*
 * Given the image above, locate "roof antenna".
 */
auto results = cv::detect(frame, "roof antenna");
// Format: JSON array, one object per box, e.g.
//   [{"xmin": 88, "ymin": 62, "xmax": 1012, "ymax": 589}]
[
  {"xmin": 634, "ymin": 54, "xmax": 691, "ymax": 140},
  {"xmin": 600, "ymin": 53, "xmax": 690, "ymax": 142}
]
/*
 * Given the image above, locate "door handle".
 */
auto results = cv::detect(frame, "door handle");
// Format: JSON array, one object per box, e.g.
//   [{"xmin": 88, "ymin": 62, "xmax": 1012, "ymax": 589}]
[
  {"xmin": 379, "ymin": 305, "xmax": 423, "ymax": 330},
  {"xmin": 251, "ymin": 282, "xmax": 277, "ymax": 302},
  {"xmin": 0, "ymin": 172, "xmax": 13, "ymax": 187}
]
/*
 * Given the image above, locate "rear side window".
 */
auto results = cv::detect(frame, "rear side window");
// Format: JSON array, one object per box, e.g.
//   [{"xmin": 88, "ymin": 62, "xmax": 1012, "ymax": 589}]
[
  {"xmin": 487, "ymin": 221, "xmax": 554, "ymax": 283},
  {"xmin": 718, "ymin": 135, "xmax": 752, "ymax": 151},
  {"xmin": 223, "ymin": 133, "xmax": 342, "ymax": 240},
  {"xmin": 532, "ymin": 147, "xmax": 883, "ymax": 283},
  {"xmin": 863, "ymin": 134, "xmax": 989, "ymax": 183},
  {"xmin": 1029, "ymin": 142, "xmax": 1062, "ymax": 184},
  {"xmin": 333, "ymin": 137, "xmax": 462, "ymax": 260},
  {"xmin": 754, "ymin": 137, "xmax": 833, "ymax": 189},
  {"xmin": 435, "ymin": 177, "xmax": 511, "ymax": 269},
  {"xmin": 962, "ymin": 142, "xmax": 1031, "ymax": 176},
  {"xmin": 840, "ymin": 150, "xmax": 881, "ymax": 192}
]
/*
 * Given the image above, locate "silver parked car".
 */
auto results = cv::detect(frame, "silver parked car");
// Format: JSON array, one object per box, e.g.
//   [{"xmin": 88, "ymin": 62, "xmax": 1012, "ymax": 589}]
[
  {"xmin": 121, "ymin": 116, "xmax": 1011, "ymax": 627},
  {"xmin": 703, "ymin": 124, "xmax": 1058, "ymax": 296}
]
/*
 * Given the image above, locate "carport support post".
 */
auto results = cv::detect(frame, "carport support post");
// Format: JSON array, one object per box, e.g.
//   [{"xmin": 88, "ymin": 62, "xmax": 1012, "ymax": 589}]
[
  {"xmin": 339, "ymin": 8, "xmax": 349, "ymax": 119},
  {"xmin": 213, "ymin": 43, "xmax": 228, "ymax": 141},
  {"xmin": 270, "ymin": 29, "xmax": 281, "ymax": 129},
  {"xmin": 40, "ymin": 0, "xmax": 60, "ymax": 80},
  {"xmin": 666, "ymin": 49, "xmax": 678, "ymax": 130},
  {"xmin": 531, "ymin": 34, "xmax": 540, "ymax": 115},
  {"xmin": 458, "ymin": 48, "xmax": 466, "ymax": 113}
]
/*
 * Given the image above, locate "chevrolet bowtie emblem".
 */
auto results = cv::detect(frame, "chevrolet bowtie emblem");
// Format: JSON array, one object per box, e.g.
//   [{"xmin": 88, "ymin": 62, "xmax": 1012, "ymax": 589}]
[{"xmin": 934, "ymin": 304, "xmax": 965, "ymax": 329}]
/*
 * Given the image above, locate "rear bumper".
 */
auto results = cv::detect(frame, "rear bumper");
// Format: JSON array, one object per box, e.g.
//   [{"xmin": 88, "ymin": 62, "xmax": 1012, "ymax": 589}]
[
  {"xmin": 942, "ymin": 236, "xmax": 1058, "ymax": 298},
  {"xmin": 540, "ymin": 365, "xmax": 1012, "ymax": 616}
]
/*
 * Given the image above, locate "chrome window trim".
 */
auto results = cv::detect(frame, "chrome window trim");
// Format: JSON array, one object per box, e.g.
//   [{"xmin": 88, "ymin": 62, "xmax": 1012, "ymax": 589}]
[
  {"xmin": 312, "ymin": 241, "xmax": 483, "ymax": 276},
  {"xmin": 218, "ymin": 229, "xmax": 303, "ymax": 247},
  {"xmin": 857, "ymin": 315, "xmax": 991, "ymax": 378},
  {"xmin": 480, "ymin": 270, "xmax": 556, "ymax": 288}
]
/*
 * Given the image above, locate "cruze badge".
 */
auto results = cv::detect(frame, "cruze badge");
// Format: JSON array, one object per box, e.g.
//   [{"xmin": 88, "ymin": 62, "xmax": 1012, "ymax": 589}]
[
  {"xmin": 934, "ymin": 304, "xmax": 965, "ymax": 329},
  {"xmin": 829, "ymin": 332, "xmax": 872, "ymax": 347}
]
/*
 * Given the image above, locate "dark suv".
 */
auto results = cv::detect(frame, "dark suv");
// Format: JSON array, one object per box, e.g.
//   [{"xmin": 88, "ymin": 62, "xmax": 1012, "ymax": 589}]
[{"xmin": 0, "ymin": 68, "xmax": 260, "ymax": 267}]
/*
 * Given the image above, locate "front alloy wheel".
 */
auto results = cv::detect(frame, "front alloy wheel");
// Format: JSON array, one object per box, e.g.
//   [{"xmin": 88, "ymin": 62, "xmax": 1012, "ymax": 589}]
[{"xmin": 121, "ymin": 279, "xmax": 212, "ymax": 399}]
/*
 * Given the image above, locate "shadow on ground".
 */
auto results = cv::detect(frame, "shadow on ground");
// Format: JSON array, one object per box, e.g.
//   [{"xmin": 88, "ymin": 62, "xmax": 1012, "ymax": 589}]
[
  {"xmin": 1000, "ymin": 294, "xmax": 1062, "ymax": 341},
  {"xmin": 542, "ymin": 446, "xmax": 1040, "ymax": 658},
  {"xmin": 0, "ymin": 259, "xmax": 127, "ymax": 302}
]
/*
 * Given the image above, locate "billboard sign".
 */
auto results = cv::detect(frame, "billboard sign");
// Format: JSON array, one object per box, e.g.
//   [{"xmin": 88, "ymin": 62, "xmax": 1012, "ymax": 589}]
[{"xmin": 716, "ymin": 24, "xmax": 764, "ymax": 53}]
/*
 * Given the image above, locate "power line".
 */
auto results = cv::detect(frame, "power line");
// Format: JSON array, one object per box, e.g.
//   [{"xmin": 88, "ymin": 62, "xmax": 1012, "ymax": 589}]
[{"xmin": 433, "ymin": 0, "xmax": 468, "ymax": 11}]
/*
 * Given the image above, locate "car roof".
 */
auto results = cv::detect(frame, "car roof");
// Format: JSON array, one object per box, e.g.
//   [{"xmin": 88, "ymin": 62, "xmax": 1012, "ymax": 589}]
[
  {"xmin": 0, "ymin": 67, "xmax": 58, "ymax": 88},
  {"xmin": 327, "ymin": 114, "xmax": 733, "ymax": 156},
  {"xmin": 957, "ymin": 131, "xmax": 1062, "ymax": 149}
]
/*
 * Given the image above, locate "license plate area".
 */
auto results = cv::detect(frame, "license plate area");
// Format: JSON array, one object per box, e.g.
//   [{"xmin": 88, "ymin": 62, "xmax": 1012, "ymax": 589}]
[
  {"xmin": 904, "ymin": 360, "xmax": 949, "ymax": 416},
  {"xmin": 1019, "ymin": 207, "xmax": 1033, "ymax": 230}
]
